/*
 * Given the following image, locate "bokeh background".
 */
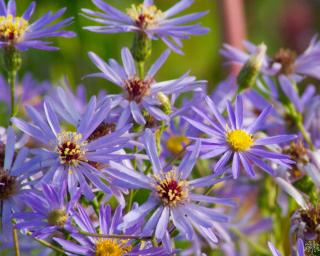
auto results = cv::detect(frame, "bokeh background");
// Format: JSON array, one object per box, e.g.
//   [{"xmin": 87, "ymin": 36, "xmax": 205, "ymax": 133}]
[{"xmin": 10, "ymin": 0, "xmax": 320, "ymax": 95}]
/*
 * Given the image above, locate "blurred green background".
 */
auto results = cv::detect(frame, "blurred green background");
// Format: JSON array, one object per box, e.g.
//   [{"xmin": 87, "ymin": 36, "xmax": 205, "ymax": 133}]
[{"xmin": 13, "ymin": 0, "xmax": 320, "ymax": 95}]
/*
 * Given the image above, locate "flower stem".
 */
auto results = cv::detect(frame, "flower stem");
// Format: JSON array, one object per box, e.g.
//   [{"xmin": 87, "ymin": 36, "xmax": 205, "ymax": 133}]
[
  {"xmin": 33, "ymin": 237, "xmax": 66, "ymax": 254},
  {"xmin": 78, "ymin": 230, "xmax": 152, "ymax": 241},
  {"xmin": 138, "ymin": 61, "xmax": 145, "ymax": 78},
  {"xmin": 12, "ymin": 228, "xmax": 20, "ymax": 256},
  {"xmin": 8, "ymin": 70, "xmax": 17, "ymax": 119},
  {"xmin": 297, "ymin": 121, "xmax": 314, "ymax": 151}
]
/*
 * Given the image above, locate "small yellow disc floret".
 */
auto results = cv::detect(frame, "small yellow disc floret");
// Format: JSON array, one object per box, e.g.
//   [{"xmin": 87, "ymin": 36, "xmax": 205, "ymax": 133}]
[
  {"xmin": 95, "ymin": 239, "xmax": 132, "ymax": 256},
  {"xmin": 166, "ymin": 135, "xmax": 190, "ymax": 155},
  {"xmin": 0, "ymin": 15, "xmax": 28, "ymax": 43},
  {"xmin": 226, "ymin": 129, "xmax": 254, "ymax": 152}
]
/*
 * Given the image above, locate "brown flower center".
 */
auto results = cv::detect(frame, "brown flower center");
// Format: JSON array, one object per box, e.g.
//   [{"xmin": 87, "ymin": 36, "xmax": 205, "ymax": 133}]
[
  {"xmin": 283, "ymin": 140, "xmax": 309, "ymax": 178},
  {"xmin": 126, "ymin": 4, "xmax": 163, "ymax": 29},
  {"xmin": 154, "ymin": 170, "xmax": 189, "ymax": 207},
  {"xmin": 0, "ymin": 169, "xmax": 18, "ymax": 201},
  {"xmin": 124, "ymin": 77, "xmax": 152, "ymax": 103},
  {"xmin": 56, "ymin": 132, "xmax": 87, "ymax": 167},
  {"xmin": 299, "ymin": 205, "xmax": 320, "ymax": 242},
  {"xmin": 272, "ymin": 48, "xmax": 297, "ymax": 75},
  {"xmin": 88, "ymin": 123, "xmax": 116, "ymax": 142}
]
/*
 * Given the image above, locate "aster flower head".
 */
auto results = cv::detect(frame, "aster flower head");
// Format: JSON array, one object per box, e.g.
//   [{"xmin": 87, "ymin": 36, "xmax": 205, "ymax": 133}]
[
  {"xmin": 11, "ymin": 92, "xmax": 133, "ymax": 200},
  {"xmin": 0, "ymin": 0, "xmax": 75, "ymax": 51},
  {"xmin": 87, "ymin": 48, "xmax": 206, "ymax": 126},
  {"xmin": 82, "ymin": 0, "xmax": 209, "ymax": 54},
  {"xmin": 14, "ymin": 183, "xmax": 79, "ymax": 239},
  {"xmin": 0, "ymin": 127, "xmax": 38, "ymax": 237},
  {"xmin": 185, "ymin": 95, "xmax": 297, "ymax": 178},
  {"xmin": 107, "ymin": 129, "xmax": 234, "ymax": 242},
  {"xmin": 220, "ymin": 35, "xmax": 320, "ymax": 81},
  {"xmin": 55, "ymin": 204, "xmax": 169, "ymax": 256}
]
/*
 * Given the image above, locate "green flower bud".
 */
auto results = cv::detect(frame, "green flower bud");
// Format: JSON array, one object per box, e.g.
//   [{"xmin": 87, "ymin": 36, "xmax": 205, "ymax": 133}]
[
  {"xmin": 131, "ymin": 32, "xmax": 152, "ymax": 63},
  {"xmin": 2, "ymin": 46, "xmax": 22, "ymax": 73},
  {"xmin": 237, "ymin": 43, "xmax": 266, "ymax": 92},
  {"xmin": 47, "ymin": 209, "xmax": 68, "ymax": 227},
  {"xmin": 157, "ymin": 92, "xmax": 171, "ymax": 115}
]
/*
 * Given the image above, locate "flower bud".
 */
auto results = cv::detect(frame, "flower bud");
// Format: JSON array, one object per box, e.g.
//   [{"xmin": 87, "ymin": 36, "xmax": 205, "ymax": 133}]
[
  {"xmin": 237, "ymin": 43, "xmax": 266, "ymax": 92},
  {"xmin": 131, "ymin": 33, "xmax": 152, "ymax": 63},
  {"xmin": 2, "ymin": 46, "xmax": 22, "ymax": 73},
  {"xmin": 157, "ymin": 92, "xmax": 171, "ymax": 115}
]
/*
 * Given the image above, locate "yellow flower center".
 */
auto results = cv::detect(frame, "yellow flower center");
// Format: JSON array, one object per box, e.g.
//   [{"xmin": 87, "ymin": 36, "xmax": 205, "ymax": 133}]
[
  {"xmin": 126, "ymin": 4, "xmax": 163, "ymax": 29},
  {"xmin": 226, "ymin": 129, "xmax": 254, "ymax": 152},
  {"xmin": 154, "ymin": 170, "xmax": 189, "ymax": 207},
  {"xmin": 95, "ymin": 239, "xmax": 132, "ymax": 256},
  {"xmin": 56, "ymin": 132, "xmax": 87, "ymax": 167},
  {"xmin": 0, "ymin": 15, "xmax": 28, "ymax": 43},
  {"xmin": 47, "ymin": 209, "xmax": 68, "ymax": 227},
  {"xmin": 166, "ymin": 135, "xmax": 190, "ymax": 155}
]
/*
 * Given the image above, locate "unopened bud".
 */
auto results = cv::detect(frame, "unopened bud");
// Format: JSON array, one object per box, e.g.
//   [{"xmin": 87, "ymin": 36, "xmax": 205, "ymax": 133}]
[
  {"xmin": 2, "ymin": 46, "xmax": 22, "ymax": 73},
  {"xmin": 157, "ymin": 92, "xmax": 171, "ymax": 115},
  {"xmin": 237, "ymin": 43, "xmax": 266, "ymax": 92},
  {"xmin": 131, "ymin": 33, "xmax": 152, "ymax": 63}
]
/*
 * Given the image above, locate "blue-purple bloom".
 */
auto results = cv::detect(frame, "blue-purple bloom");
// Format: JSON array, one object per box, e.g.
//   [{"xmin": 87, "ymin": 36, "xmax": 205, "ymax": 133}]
[
  {"xmin": 11, "ymin": 93, "xmax": 133, "ymax": 200},
  {"xmin": 185, "ymin": 95, "xmax": 296, "ymax": 178},
  {"xmin": 0, "ymin": 0, "xmax": 75, "ymax": 51},
  {"xmin": 14, "ymin": 183, "xmax": 79, "ymax": 239},
  {"xmin": 107, "ymin": 129, "xmax": 234, "ymax": 243},
  {"xmin": 220, "ymin": 36, "xmax": 320, "ymax": 81},
  {"xmin": 82, "ymin": 0, "xmax": 209, "ymax": 54},
  {"xmin": 0, "ymin": 127, "xmax": 38, "ymax": 237},
  {"xmin": 87, "ymin": 48, "xmax": 205, "ymax": 126},
  {"xmin": 55, "ymin": 204, "xmax": 169, "ymax": 256}
]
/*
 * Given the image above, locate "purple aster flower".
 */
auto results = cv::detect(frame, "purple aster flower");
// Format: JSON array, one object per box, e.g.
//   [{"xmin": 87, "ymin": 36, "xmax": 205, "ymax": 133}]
[
  {"xmin": 0, "ymin": 73, "xmax": 49, "ymax": 112},
  {"xmin": 82, "ymin": 0, "xmax": 209, "ymax": 54},
  {"xmin": 185, "ymin": 95, "xmax": 296, "ymax": 178},
  {"xmin": 87, "ymin": 48, "xmax": 206, "ymax": 126},
  {"xmin": 55, "ymin": 204, "xmax": 169, "ymax": 256},
  {"xmin": 161, "ymin": 113, "xmax": 200, "ymax": 159},
  {"xmin": 14, "ymin": 183, "xmax": 80, "ymax": 239},
  {"xmin": 220, "ymin": 35, "xmax": 320, "ymax": 81},
  {"xmin": 107, "ymin": 128, "xmax": 234, "ymax": 242},
  {"xmin": 0, "ymin": 127, "xmax": 39, "ymax": 239},
  {"xmin": 11, "ymin": 94, "xmax": 133, "ymax": 200},
  {"xmin": 0, "ymin": 0, "xmax": 75, "ymax": 51}
]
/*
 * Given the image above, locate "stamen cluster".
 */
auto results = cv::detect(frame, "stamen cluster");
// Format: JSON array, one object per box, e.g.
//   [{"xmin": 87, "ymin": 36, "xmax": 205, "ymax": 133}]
[
  {"xmin": 95, "ymin": 239, "xmax": 132, "ymax": 256},
  {"xmin": 226, "ymin": 129, "xmax": 254, "ymax": 152},
  {"xmin": 124, "ymin": 77, "xmax": 152, "ymax": 103},
  {"xmin": 0, "ymin": 15, "xmax": 28, "ymax": 43},
  {"xmin": 154, "ymin": 170, "xmax": 189, "ymax": 207},
  {"xmin": 56, "ymin": 132, "xmax": 87, "ymax": 167},
  {"xmin": 126, "ymin": 4, "xmax": 163, "ymax": 29}
]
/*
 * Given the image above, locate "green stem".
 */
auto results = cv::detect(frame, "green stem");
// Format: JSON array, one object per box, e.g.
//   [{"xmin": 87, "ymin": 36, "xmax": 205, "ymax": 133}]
[
  {"xmin": 126, "ymin": 189, "xmax": 134, "ymax": 213},
  {"xmin": 26, "ymin": 231, "xmax": 73, "ymax": 254},
  {"xmin": 12, "ymin": 228, "xmax": 20, "ymax": 256},
  {"xmin": 33, "ymin": 237, "xmax": 66, "ymax": 254},
  {"xmin": 138, "ymin": 61, "xmax": 145, "ymax": 78},
  {"xmin": 297, "ymin": 121, "xmax": 314, "ymax": 151},
  {"xmin": 8, "ymin": 70, "xmax": 17, "ymax": 119},
  {"xmin": 151, "ymin": 237, "xmax": 158, "ymax": 247},
  {"xmin": 92, "ymin": 197, "xmax": 100, "ymax": 215},
  {"xmin": 78, "ymin": 231, "xmax": 152, "ymax": 241}
]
